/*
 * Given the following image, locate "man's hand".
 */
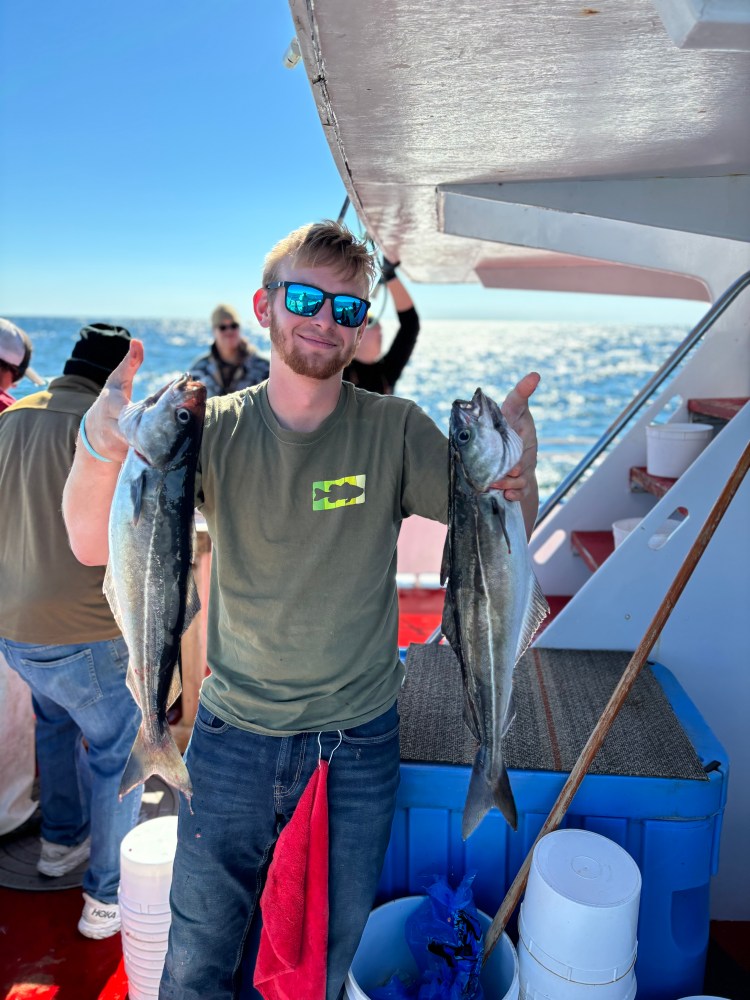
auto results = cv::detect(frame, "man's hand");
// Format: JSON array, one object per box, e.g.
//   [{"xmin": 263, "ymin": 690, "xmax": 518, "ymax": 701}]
[
  {"xmin": 63, "ymin": 339, "xmax": 144, "ymax": 566},
  {"xmin": 490, "ymin": 372, "xmax": 541, "ymax": 537},
  {"xmin": 84, "ymin": 339, "xmax": 144, "ymax": 462}
]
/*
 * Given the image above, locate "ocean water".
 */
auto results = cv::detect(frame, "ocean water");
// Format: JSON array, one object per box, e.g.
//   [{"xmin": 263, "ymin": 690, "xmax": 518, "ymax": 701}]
[{"xmin": 8, "ymin": 316, "xmax": 691, "ymax": 500}]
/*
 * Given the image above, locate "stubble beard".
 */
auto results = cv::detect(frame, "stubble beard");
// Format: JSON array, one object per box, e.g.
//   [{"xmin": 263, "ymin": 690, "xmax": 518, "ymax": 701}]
[{"xmin": 269, "ymin": 314, "xmax": 359, "ymax": 381}]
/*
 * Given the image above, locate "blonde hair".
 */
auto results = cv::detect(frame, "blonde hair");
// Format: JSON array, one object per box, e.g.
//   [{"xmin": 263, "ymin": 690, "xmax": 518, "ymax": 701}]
[
  {"xmin": 262, "ymin": 221, "xmax": 377, "ymax": 294},
  {"xmin": 211, "ymin": 304, "xmax": 240, "ymax": 327}
]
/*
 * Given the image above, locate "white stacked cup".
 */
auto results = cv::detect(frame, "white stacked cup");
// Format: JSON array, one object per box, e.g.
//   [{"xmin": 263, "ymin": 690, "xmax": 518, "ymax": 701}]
[
  {"xmin": 118, "ymin": 816, "xmax": 178, "ymax": 1000},
  {"xmin": 517, "ymin": 829, "xmax": 641, "ymax": 1000}
]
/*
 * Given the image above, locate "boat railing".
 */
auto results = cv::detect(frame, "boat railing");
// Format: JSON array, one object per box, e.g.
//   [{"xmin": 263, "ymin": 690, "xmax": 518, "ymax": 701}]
[{"xmin": 535, "ymin": 269, "xmax": 750, "ymax": 529}]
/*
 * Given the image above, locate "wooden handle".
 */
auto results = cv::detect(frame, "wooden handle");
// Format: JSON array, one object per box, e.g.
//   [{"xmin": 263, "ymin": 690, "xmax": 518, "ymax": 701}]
[{"xmin": 484, "ymin": 440, "xmax": 750, "ymax": 961}]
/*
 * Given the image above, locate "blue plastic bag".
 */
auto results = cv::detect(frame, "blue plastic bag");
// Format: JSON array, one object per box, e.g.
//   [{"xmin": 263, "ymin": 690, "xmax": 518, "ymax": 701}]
[{"xmin": 370, "ymin": 874, "xmax": 484, "ymax": 1000}]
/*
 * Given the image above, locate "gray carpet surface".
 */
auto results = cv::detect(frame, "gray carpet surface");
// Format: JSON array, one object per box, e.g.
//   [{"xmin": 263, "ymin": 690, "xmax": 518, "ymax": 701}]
[
  {"xmin": 0, "ymin": 776, "xmax": 180, "ymax": 891},
  {"xmin": 399, "ymin": 644, "xmax": 707, "ymax": 780}
]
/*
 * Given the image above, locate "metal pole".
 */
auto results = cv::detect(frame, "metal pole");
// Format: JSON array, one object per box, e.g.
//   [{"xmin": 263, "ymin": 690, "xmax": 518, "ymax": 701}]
[{"xmin": 536, "ymin": 269, "xmax": 750, "ymax": 526}]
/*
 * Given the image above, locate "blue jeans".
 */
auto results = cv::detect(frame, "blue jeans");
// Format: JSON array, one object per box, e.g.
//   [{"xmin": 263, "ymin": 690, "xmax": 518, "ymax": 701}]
[
  {"xmin": 0, "ymin": 636, "xmax": 143, "ymax": 902},
  {"xmin": 160, "ymin": 701, "xmax": 401, "ymax": 1000}
]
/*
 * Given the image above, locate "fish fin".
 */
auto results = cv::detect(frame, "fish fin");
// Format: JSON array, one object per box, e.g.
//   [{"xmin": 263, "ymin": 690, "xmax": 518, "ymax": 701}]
[
  {"xmin": 130, "ymin": 471, "xmax": 147, "ymax": 525},
  {"xmin": 490, "ymin": 495, "xmax": 512, "ymax": 554},
  {"xmin": 501, "ymin": 690, "xmax": 516, "ymax": 738},
  {"xmin": 125, "ymin": 667, "xmax": 142, "ymax": 710},
  {"xmin": 514, "ymin": 575, "xmax": 551, "ymax": 664},
  {"xmin": 166, "ymin": 663, "xmax": 182, "ymax": 710},
  {"xmin": 102, "ymin": 562, "xmax": 127, "ymax": 636},
  {"xmin": 119, "ymin": 725, "xmax": 192, "ymax": 804},
  {"xmin": 440, "ymin": 532, "xmax": 450, "ymax": 587},
  {"xmin": 183, "ymin": 570, "xmax": 201, "ymax": 635},
  {"xmin": 462, "ymin": 755, "xmax": 518, "ymax": 839}
]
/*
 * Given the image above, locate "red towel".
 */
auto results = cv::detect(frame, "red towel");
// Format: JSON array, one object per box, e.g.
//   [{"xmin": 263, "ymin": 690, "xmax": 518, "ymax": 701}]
[{"xmin": 254, "ymin": 760, "xmax": 330, "ymax": 1000}]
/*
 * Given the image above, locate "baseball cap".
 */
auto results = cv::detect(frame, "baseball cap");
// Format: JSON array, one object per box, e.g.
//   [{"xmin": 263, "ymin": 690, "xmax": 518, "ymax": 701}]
[{"xmin": 0, "ymin": 318, "xmax": 44, "ymax": 385}]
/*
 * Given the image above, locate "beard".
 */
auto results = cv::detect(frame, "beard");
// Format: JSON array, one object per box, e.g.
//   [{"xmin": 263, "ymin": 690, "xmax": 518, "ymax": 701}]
[{"xmin": 269, "ymin": 314, "xmax": 359, "ymax": 381}]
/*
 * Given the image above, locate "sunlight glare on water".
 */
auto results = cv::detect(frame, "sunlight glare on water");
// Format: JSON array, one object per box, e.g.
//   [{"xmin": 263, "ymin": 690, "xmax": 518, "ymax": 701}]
[{"xmin": 9, "ymin": 315, "xmax": 689, "ymax": 501}]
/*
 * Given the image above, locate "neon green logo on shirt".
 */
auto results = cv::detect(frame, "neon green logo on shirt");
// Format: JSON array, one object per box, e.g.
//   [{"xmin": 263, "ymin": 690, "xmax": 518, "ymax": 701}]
[{"xmin": 312, "ymin": 475, "xmax": 366, "ymax": 510}]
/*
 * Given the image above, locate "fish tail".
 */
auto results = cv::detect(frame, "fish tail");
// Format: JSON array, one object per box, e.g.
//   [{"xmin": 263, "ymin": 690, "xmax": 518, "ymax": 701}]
[
  {"xmin": 119, "ymin": 725, "xmax": 193, "ymax": 805},
  {"xmin": 462, "ymin": 757, "xmax": 518, "ymax": 839}
]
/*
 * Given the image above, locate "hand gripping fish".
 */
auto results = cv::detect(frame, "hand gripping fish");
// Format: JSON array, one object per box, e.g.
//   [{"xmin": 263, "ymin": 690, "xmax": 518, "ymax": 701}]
[
  {"xmin": 441, "ymin": 388, "xmax": 549, "ymax": 838},
  {"xmin": 104, "ymin": 374, "xmax": 207, "ymax": 804}
]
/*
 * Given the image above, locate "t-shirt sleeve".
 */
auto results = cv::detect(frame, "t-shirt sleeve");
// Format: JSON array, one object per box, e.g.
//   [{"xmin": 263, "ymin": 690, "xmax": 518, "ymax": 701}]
[{"xmin": 401, "ymin": 403, "xmax": 448, "ymax": 524}]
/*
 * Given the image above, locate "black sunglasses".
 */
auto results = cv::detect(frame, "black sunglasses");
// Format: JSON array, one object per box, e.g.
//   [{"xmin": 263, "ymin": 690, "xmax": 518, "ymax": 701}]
[
  {"xmin": 266, "ymin": 281, "xmax": 370, "ymax": 328},
  {"xmin": 216, "ymin": 322, "xmax": 240, "ymax": 332}
]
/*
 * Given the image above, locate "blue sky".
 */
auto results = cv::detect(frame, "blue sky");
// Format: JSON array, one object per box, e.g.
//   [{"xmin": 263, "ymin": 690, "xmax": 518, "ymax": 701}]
[{"xmin": 1, "ymin": 1, "xmax": 705, "ymax": 325}]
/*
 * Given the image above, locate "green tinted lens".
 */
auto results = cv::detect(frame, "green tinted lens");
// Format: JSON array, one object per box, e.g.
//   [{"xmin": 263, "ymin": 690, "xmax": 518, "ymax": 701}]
[{"xmin": 286, "ymin": 283, "xmax": 324, "ymax": 316}]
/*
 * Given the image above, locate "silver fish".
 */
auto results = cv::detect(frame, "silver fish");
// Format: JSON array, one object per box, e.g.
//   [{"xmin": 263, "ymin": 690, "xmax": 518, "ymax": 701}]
[
  {"xmin": 104, "ymin": 374, "xmax": 206, "ymax": 804},
  {"xmin": 441, "ymin": 387, "xmax": 549, "ymax": 837}
]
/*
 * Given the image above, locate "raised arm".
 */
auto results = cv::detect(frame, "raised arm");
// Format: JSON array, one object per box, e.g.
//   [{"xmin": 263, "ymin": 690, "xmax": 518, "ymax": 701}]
[
  {"xmin": 491, "ymin": 372, "xmax": 541, "ymax": 539},
  {"xmin": 62, "ymin": 340, "xmax": 144, "ymax": 565}
]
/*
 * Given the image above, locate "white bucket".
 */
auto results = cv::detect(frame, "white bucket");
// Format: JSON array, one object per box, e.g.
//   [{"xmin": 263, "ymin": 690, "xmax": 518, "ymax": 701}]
[
  {"xmin": 120, "ymin": 815, "xmax": 178, "ymax": 905},
  {"xmin": 345, "ymin": 895, "xmax": 519, "ymax": 1000},
  {"xmin": 122, "ymin": 944, "xmax": 167, "ymax": 977},
  {"xmin": 518, "ymin": 936, "xmax": 636, "ymax": 1000},
  {"xmin": 611, "ymin": 518, "xmax": 642, "ymax": 549},
  {"xmin": 646, "ymin": 422, "xmax": 713, "ymax": 478},
  {"xmin": 120, "ymin": 901, "xmax": 172, "ymax": 935},
  {"xmin": 119, "ymin": 816, "xmax": 177, "ymax": 1000},
  {"xmin": 519, "ymin": 830, "xmax": 641, "ymax": 989}
]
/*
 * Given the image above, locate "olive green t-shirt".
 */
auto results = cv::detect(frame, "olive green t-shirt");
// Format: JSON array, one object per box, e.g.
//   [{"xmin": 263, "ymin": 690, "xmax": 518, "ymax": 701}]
[
  {"xmin": 0, "ymin": 376, "xmax": 121, "ymax": 644},
  {"xmin": 196, "ymin": 381, "xmax": 448, "ymax": 735}
]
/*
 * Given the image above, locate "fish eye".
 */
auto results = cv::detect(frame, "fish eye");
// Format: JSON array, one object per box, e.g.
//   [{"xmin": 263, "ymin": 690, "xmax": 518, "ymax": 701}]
[
  {"xmin": 457, "ymin": 429, "xmax": 471, "ymax": 444},
  {"xmin": 176, "ymin": 408, "xmax": 191, "ymax": 424}
]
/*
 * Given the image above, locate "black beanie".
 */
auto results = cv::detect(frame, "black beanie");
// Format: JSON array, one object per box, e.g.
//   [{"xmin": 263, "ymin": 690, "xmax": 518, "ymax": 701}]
[{"xmin": 63, "ymin": 323, "xmax": 132, "ymax": 387}]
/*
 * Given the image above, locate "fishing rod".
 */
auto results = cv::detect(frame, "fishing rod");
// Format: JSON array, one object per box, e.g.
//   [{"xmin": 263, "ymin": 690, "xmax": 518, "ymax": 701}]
[{"xmin": 483, "ymin": 438, "xmax": 750, "ymax": 962}]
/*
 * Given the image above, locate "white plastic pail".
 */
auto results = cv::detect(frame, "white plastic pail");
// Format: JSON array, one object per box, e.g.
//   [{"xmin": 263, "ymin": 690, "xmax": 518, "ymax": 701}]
[
  {"xmin": 646, "ymin": 423, "xmax": 713, "ymax": 478},
  {"xmin": 120, "ymin": 815, "xmax": 178, "ymax": 904},
  {"xmin": 119, "ymin": 816, "xmax": 177, "ymax": 1000},
  {"xmin": 518, "ymin": 936, "xmax": 636, "ymax": 1000},
  {"xmin": 518, "ymin": 829, "xmax": 641, "ymax": 994},
  {"xmin": 612, "ymin": 518, "xmax": 642, "ymax": 549},
  {"xmin": 346, "ymin": 895, "xmax": 519, "ymax": 1000}
]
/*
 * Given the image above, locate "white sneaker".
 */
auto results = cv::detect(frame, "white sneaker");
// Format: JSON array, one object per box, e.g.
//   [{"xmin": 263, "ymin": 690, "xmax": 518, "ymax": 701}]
[
  {"xmin": 37, "ymin": 836, "xmax": 91, "ymax": 877},
  {"xmin": 77, "ymin": 892, "xmax": 121, "ymax": 939}
]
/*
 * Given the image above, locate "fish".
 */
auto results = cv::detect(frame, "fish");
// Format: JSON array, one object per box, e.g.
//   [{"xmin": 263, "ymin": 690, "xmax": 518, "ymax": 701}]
[
  {"xmin": 103, "ymin": 374, "xmax": 207, "ymax": 804},
  {"xmin": 313, "ymin": 482, "xmax": 364, "ymax": 503},
  {"xmin": 441, "ymin": 387, "xmax": 549, "ymax": 837}
]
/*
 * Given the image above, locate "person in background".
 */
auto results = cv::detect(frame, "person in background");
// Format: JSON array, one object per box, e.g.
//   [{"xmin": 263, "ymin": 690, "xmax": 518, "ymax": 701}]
[
  {"xmin": 0, "ymin": 324, "xmax": 143, "ymax": 940},
  {"xmin": 0, "ymin": 319, "xmax": 45, "ymax": 838},
  {"xmin": 342, "ymin": 256, "xmax": 419, "ymax": 394},
  {"xmin": 0, "ymin": 317, "xmax": 45, "ymax": 411},
  {"xmin": 189, "ymin": 303, "xmax": 270, "ymax": 397},
  {"xmin": 62, "ymin": 222, "xmax": 540, "ymax": 998}
]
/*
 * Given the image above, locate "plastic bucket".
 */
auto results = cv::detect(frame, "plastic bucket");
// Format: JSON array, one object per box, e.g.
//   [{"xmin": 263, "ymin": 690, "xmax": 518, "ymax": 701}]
[
  {"xmin": 120, "ymin": 902, "xmax": 172, "ymax": 935},
  {"xmin": 121, "ymin": 927, "xmax": 170, "ymax": 951},
  {"xmin": 646, "ymin": 423, "xmax": 713, "ymax": 478},
  {"xmin": 612, "ymin": 518, "xmax": 642, "ymax": 549},
  {"xmin": 120, "ymin": 815, "xmax": 178, "ymax": 906},
  {"xmin": 122, "ymin": 944, "xmax": 166, "ymax": 977},
  {"xmin": 345, "ymin": 895, "xmax": 519, "ymax": 1000},
  {"xmin": 519, "ymin": 830, "xmax": 641, "ymax": 986},
  {"xmin": 119, "ymin": 892, "xmax": 171, "ymax": 916},
  {"xmin": 518, "ymin": 937, "xmax": 636, "ymax": 1000}
]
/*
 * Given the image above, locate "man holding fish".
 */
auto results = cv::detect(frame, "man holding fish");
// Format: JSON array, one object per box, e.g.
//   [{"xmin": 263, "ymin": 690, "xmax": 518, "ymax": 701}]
[{"xmin": 62, "ymin": 221, "xmax": 541, "ymax": 1000}]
